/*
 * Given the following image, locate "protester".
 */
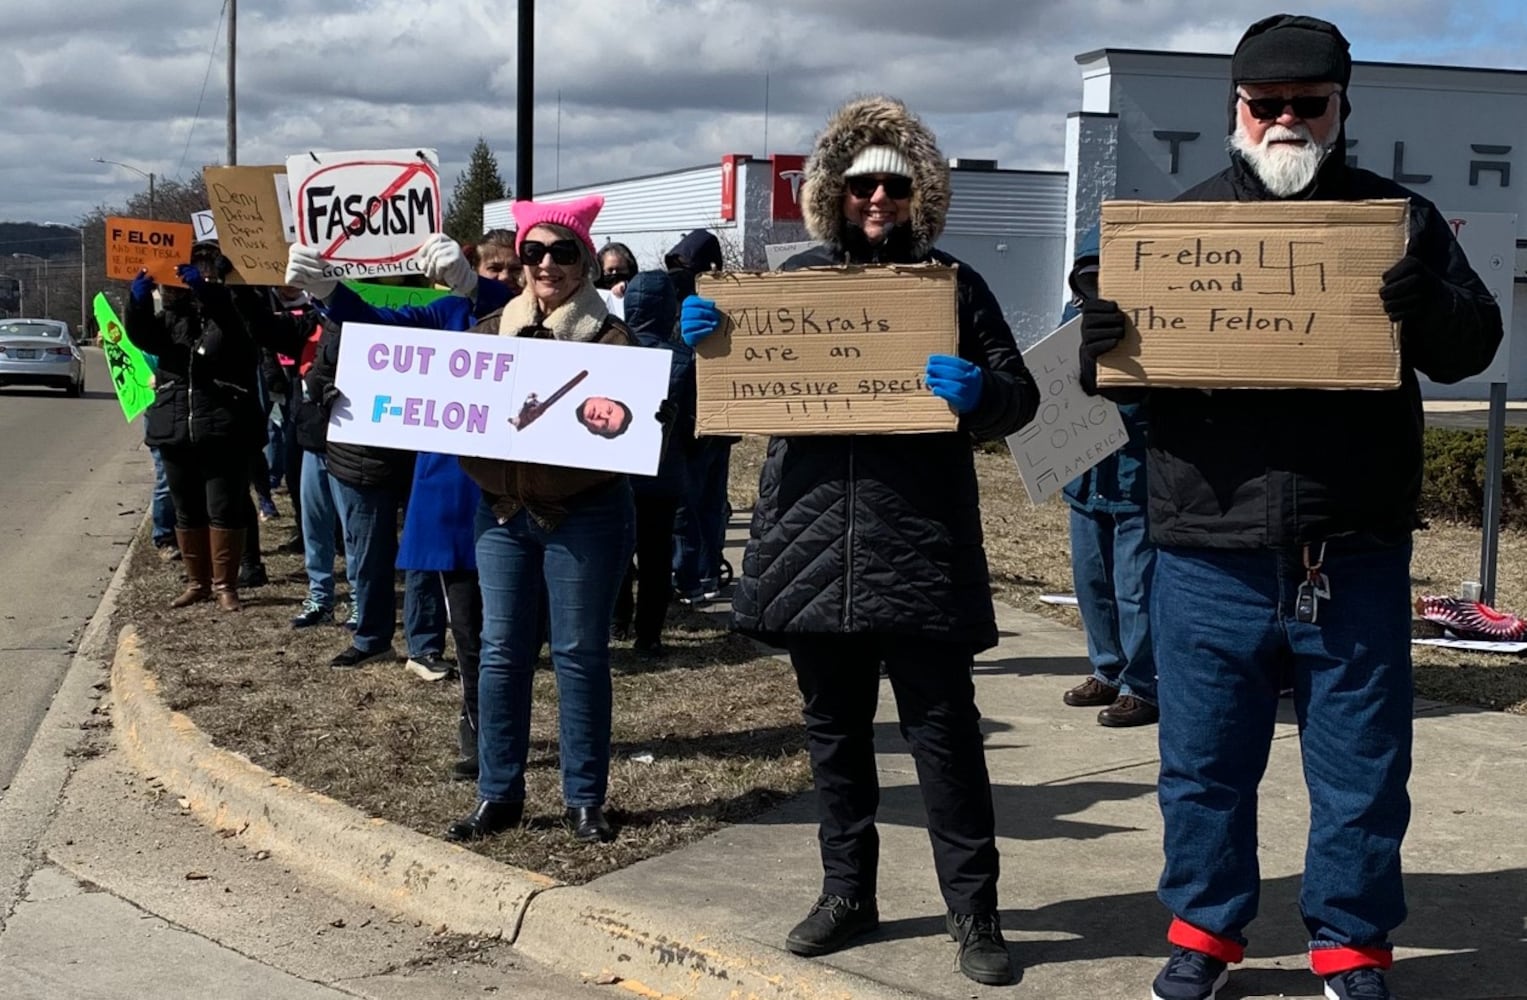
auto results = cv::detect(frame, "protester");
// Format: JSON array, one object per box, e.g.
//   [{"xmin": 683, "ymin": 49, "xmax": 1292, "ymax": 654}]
[
  {"xmin": 595, "ymin": 241, "xmax": 638, "ymax": 295},
  {"xmin": 466, "ymin": 229, "xmax": 522, "ymax": 290},
  {"xmin": 123, "ymin": 245, "xmax": 262, "ymax": 612},
  {"xmin": 148, "ymin": 444, "xmax": 179, "ymax": 560},
  {"xmin": 1058, "ymin": 228, "xmax": 1157, "ymax": 728},
  {"xmin": 1076, "ymin": 17, "xmax": 1503, "ymax": 1000},
  {"xmin": 685, "ymin": 96, "xmax": 1039, "ymax": 986},
  {"xmin": 611, "ymin": 270, "xmax": 693, "ymax": 657},
  {"xmin": 664, "ymin": 228, "xmax": 733, "ymax": 606},
  {"xmin": 448, "ymin": 195, "xmax": 641, "ymax": 846}
]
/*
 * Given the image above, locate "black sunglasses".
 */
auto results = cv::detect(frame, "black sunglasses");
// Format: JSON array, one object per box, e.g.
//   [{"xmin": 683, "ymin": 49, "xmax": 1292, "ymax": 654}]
[
  {"xmin": 1239, "ymin": 93, "xmax": 1334, "ymax": 122},
  {"xmin": 519, "ymin": 239, "xmax": 582, "ymax": 266},
  {"xmin": 846, "ymin": 174, "xmax": 914, "ymax": 200}
]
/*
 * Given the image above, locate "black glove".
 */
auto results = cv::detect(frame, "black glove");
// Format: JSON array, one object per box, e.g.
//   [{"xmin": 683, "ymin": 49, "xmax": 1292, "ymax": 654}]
[
  {"xmin": 656, "ymin": 398, "xmax": 677, "ymax": 425},
  {"xmin": 1079, "ymin": 297, "xmax": 1127, "ymax": 360},
  {"xmin": 1379, "ymin": 255, "xmax": 1443, "ymax": 325}
]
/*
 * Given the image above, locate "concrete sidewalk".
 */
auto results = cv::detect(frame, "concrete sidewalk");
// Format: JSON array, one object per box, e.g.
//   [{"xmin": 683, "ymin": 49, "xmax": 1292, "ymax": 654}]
[{"xmin": 568, "ymin": 526, "xmax": 1527, "ymax": 999}]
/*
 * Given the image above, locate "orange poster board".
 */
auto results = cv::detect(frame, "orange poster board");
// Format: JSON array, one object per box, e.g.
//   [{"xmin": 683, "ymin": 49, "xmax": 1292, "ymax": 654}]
[{"xmin": 105, "ymin": 216, "xmax": 195, "ymax": 287}]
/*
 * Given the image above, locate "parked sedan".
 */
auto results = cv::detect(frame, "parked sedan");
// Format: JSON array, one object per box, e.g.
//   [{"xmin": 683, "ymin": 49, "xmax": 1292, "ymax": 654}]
[{"xmin": 0, "ymin": 319, "xmax": 85, "ymax": 396}]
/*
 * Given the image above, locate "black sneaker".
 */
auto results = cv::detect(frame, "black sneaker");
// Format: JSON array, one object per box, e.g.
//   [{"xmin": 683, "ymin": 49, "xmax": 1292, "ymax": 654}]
[
  {"xmin": 238, "ymin": 562, "xmax": 269, "ymax": 589},
  {"xmin": 946, "ymin": 911, "xmax": 1016, "ymax": 986},
  {"xmin": 405, "ymin": 654, "xmax": 455, "ymax": 682},
  {"xmin": 1152, "ymin": 947, "xmax": 1229, "ymax": 1000},
  {"xmin": 784, "ymin": 894, "xmax": 878, "ymax": 957},
  {"xmin": 1324, "ymin": 968, "xmax": 1392, "ymax": 1000},
  {"xmin": 291, "ymin": 600, "xmax": 332, "ymax": 629},
  {"xmin": 329, "ymin": 646, "xmax": 396, "ymax": 671}
]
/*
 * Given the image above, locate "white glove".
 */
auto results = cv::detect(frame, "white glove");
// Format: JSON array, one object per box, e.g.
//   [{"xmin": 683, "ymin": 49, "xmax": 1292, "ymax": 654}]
[
  {"xmin": 284, "ymin": 243, "xmax": 338, "ymax": 300},
  {"xmin": 418, "ymin": 233, "xmax": 478, "ymax": 299}
]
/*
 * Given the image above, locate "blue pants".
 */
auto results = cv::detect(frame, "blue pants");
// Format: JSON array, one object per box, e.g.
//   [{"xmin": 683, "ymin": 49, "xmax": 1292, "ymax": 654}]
[
  {"xmin": 328, "ymin": 475, "xmax": 401, "ymax": 655},
  {"xmin": 404, "ymin": 569, "xmax": 447, "ymax": 659},
  {"xmin": 673, "ymin": 438, "xmax": 731, "ymax": 596},
  {"xmin": 1069, "ymin": 506, "xmax": 1156, "ymax": 703},
  {"xmin": 1153, "ymin": 542, "xmax": 1413, "ymax": 972},
  {"xmin": 474, "ymin": 484, "xmax": 634, "ymax": 807},
  {"xmin": 149, "ymin": 446, "xmax": 176, "ymax": 547},
  {"xmin": 298, "ymin": 451, "xmax": 354, "ymax": 608}
]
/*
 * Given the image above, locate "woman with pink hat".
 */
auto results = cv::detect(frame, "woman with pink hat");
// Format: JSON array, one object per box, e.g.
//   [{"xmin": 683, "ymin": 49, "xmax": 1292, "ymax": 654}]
[{"xmin": 450, "ymin": 195, "xmax": 640, "ymax": 845}]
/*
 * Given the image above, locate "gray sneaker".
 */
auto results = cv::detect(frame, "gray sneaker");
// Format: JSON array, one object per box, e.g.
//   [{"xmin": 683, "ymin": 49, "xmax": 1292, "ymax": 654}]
[{"xmin": 406, "ymin": 654, "xmax": 455, "ymax": 682}]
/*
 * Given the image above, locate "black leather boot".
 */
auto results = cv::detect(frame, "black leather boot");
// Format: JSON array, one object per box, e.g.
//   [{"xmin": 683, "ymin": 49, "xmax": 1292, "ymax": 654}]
[
  {"xmin": 450, "ymin": 716, "xmax": 478, "ymax": 782},
  {"xmin": 444, "ymin": 800, "xmax": 522, "ymax": 842},
  {"xmin": 785, "ymin": 894, "xmax": 879, "ymax": 957},
  {"xmin": 564, "ymin": 806, "xmax": 614, "ymax": 843}
]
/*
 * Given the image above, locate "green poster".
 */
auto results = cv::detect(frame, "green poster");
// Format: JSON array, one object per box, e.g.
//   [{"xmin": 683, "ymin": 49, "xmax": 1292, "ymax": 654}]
[
  {"xmin": 343, "ymin": 281, "xmax": 449, "ymax": 310},
  {"xmin": 93, "ymin": 293, "xmax": 155, "ymax": 422}
]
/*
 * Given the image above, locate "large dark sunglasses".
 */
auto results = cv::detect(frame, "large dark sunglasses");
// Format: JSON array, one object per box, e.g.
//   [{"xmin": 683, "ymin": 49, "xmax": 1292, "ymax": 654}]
[
  {"xmin": 1239, "ymin": 93, "xmax": 1334, "ymax": 122},
  {"xmin": 519, "ymin": 239, "xmax": 582, "ymax": 266},
  {"xmin": 846, "ymin": 174, "xmax": 914, "ymax": 200}
]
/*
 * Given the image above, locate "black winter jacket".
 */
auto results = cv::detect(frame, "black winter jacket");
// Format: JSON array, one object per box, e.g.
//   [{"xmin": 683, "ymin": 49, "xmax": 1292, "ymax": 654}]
[
  {"xmin": 305, "ymin": 319, "xmax": 416, "ymax": 490},
  {"xmin": 236, "ymin": 294, "xmax": 332, "ymax": 454},
  {"xmin": 123, "ymin": 285, "xmax": 263, "ymax": 450},
  {"xmin": 1107, "ymin": 154, "xmax": 1502, "ymax": 549},
  {"xmin": 729, "ymin": 235, "xmax": 1040, "ymax": 652}
]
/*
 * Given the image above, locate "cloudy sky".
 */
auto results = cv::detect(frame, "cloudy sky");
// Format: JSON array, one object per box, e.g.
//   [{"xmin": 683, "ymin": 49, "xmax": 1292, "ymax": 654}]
[{"xmin": 2, "ymin": 0, "xmax": 1524, "ymax": 230}]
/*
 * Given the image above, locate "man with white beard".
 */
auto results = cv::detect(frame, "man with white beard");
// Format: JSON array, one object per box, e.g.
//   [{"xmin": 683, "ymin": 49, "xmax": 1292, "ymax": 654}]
[{"xmin": 1074, "ymin": 14, "xmax": 1503, "ymax": 1000}]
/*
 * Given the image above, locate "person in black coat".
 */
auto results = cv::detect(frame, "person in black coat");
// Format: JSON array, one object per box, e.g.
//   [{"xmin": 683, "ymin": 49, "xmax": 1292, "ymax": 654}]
[
  {"xmin": 124, "ymin": 249, "xmax": 262, "ymax": 611},
  {"xmin": 681, "ymin": 95, "xmax": 1038, "ymax": 986},
  {"xmin": 1077, "ymin": 17, "xmax": 1503, "ymax": 1000}
]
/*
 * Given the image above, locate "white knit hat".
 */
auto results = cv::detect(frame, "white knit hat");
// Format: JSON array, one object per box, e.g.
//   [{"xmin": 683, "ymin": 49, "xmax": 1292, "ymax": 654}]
[{"xmin": 843, "ymin": 144, "xmax": 913, "ymax": 178}]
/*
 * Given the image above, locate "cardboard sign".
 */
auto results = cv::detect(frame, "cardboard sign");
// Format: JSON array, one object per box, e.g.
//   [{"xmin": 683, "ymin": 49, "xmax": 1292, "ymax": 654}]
[
  {"xmin": 191, "ymin": 210, "xmax": 219, "ymax": 242},
  {"xmin": 693, "ymin": 265, "xmax": 959, "ymax": 436},
  {"xmin": 285, "ymin": 148, "xmax": 442, "ymax": 280},
  {"xmin": 1096, "ymin": 199, "xmax": 1408, "ymax": 389},
  {"xmin": 105, "ymin": 217, "xmax": 194, "ymax": 286},
  {"xmin": 1007, "ymin": 318, "xmax": 1127, "ymax": 503},
  {"xmin": 204, "ymin": 165, "xmax": 292, "ymax": 285},
  {"xmin": 327, "ymin": 323, "xmax": 671, "ymax": 476},
  {"xmin": 342, "ymin": 281, "xmax": 449, "ymax": 311},
  {"xmin": 93, "ymin": 293, "xmax": 154, "ymax": 422}
]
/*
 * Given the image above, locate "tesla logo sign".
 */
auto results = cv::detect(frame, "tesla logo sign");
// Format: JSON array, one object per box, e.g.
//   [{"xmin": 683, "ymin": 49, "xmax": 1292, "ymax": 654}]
[
  {"xmin": 771, "ymin": 155, "xmax": 807, "ymax": 220},
  {"xmin": 720, "ymin": 154, "xmax": 742, "ymax": 221}
]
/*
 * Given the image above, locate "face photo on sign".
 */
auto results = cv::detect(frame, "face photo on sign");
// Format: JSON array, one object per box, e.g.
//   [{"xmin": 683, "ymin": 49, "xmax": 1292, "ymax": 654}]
[{"xmin": 576, "ymin": 396, "xmax": 632, "ymax": 438}]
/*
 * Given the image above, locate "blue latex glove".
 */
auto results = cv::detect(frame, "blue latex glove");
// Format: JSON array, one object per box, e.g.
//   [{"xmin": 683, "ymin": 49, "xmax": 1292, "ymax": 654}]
[
  {"xmin": 130, "ymin": 269, "xmax": 156, "ymax": 304},
  {"xmin": 680, "ymin": 296, "xmax": 723, "ymax": 348},
  {"xmin": 175, "ymin": 263, "xmax": 205, "ymax": 289},
  {"xmin": 925, "ymin": 353, "xmax": 984, "ymax": 414}
]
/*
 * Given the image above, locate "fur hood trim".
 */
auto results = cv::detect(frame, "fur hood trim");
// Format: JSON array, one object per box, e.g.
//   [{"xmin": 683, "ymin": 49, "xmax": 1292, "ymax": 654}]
[{"xmin": 802, "ymin": 95, "xmax": 950, "ymax": 256}]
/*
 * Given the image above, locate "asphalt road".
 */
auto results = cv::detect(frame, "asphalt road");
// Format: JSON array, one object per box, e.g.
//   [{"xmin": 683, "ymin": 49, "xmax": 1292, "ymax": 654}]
[{"xmin": 0, "ymin": 347, "xmax": 151, "ymax": 793}]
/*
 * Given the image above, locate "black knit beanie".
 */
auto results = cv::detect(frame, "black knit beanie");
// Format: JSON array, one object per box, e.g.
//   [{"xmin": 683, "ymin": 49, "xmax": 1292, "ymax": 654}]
[{"xmin": 1231, "ymin": 14, "xmax": 1351, "ymax": 87}]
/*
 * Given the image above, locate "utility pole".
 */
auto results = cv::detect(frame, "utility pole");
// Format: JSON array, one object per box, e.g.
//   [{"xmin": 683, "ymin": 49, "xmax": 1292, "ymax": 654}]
[
  {"xmin": 516, "ymin": 0, "xmax": 533, "ymax": 200},
  {"xmin": 226, "ymin": 0, "xmax": 238, "ymax": 166}
]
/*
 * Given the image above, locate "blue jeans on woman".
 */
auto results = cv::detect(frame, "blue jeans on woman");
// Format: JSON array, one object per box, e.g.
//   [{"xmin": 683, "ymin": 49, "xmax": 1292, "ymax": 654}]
[
  {"xmin": 149, "ymin": 446, "xmax": 176, "ymax": 547},
  {"xmin": 474, "ymin": 482, "xmax": 635, "ymax": 808},
  {"xmin": 299, "ymin": 451, "xmax": 354, "ymax": 609},
  {"xmin": 1069, "ymin": 506, "xmax": 1156, "ymax": 704},
  {"xmin": 328, "ymin": 475, "xmax": 401, "ymax": 655},
  {"xmin": 1153, "ymin": 540, "xmax": 1413, "ymax": 973}
]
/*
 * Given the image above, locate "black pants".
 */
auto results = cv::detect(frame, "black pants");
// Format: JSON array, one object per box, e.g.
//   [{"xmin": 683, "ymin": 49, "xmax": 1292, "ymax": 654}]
[
  {"xmin": 160, "ymin": 443, "xmax": 248, "ymax": 530},
  {"xmin": 615, "ymin": 494, "xmax": 681, "ymax": 645},
  {"xmin": 786, "ymin": 634, "xmax": 1000, "ymax": 914},
  {"xmin": 445, "ymin": 570, "xmax": 484, "ymax": 731}
]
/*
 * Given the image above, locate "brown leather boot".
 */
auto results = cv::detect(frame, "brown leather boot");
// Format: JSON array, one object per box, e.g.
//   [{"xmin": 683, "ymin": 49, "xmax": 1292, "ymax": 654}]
[
  {"xmin": 209, "ymin": 527, "xmax": 246, "ymax": 612},
  {"xmin": 170, "ymin": 528, "xmax": 212, "ymax": 608}
]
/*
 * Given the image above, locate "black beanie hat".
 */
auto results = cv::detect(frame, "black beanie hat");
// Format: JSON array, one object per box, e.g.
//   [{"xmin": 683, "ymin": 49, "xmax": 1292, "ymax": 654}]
[{"xmin": 1231, "ymin": 14, "xmax": 1352, "ymax": 87}]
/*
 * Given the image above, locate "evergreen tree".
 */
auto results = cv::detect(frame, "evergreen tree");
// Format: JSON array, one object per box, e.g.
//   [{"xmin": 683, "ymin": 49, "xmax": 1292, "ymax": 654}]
[{"xmin": 443, "ymin": 138, "xmax": 509, "ymax": 243}]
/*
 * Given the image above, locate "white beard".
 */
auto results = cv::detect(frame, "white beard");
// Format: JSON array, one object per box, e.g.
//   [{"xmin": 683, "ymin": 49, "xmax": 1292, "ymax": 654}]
[{"xmin": 1228, "ymin": 122, "xmax": 1333, "ymax": 197}]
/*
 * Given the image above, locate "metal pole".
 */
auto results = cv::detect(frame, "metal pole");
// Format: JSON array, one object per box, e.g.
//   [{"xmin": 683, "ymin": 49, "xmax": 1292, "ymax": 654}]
[
  {"xmin": 41, "ymin": 260, "xmax": 48, "ymax": 316},
  {"xmin": 1479, "ymin": 381, "xmax": 1507, "ymax": 605},
  {"xmin": 516, "ymin": 0, "xmax": 533, "ymax": 200},
  {"xmin": 79, "ymin": 231, "xmax": 87, "ymax": 337},
  {"xmin": 149, "ymin": 173, "xmax": 155, "ymax": 219},
  {"xmin": 226, "ymin": 0, "xmax": 237, "ymax": 166}
]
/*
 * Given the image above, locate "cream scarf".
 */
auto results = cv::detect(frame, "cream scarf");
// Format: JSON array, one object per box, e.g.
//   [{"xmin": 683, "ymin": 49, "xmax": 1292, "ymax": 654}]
[{"xmin": 497, "ymin": 281, "xmax": 609, "ymax": 342}]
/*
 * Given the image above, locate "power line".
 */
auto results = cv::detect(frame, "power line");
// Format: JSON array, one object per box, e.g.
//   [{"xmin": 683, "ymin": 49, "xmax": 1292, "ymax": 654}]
[{"xmin": 175, "ymin": 0, "xmax": 230, "ymax": 179}]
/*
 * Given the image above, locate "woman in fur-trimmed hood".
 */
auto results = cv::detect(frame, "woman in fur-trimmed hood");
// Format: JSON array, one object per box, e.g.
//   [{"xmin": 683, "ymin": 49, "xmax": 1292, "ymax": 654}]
[{"xmin": 713, "ymin": 95, "xmax": 1040, "ymax": 986}]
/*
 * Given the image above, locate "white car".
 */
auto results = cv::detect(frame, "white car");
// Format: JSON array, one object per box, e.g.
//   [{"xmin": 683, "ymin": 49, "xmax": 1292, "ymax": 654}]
[{"xmin": 0, "ymin": 318, "xmax": 85, "ymax": 397}]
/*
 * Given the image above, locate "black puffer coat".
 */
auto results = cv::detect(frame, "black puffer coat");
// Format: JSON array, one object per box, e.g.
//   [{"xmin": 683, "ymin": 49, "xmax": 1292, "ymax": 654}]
[
  {"xmin": 730, "ymin": 96, "xmax": 1040, "ymax": 652},
  {"xmin": 124, "ymin": 285, "xmax": 263, "ymax": 450},
  {"xmin": 306, "ymin": 319, "xmax": 416, "ymax": 490}
]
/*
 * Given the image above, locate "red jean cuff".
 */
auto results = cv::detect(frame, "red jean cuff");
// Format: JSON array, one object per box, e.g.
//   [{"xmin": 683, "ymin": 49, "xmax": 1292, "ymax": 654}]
[
  {"xmin": 1309, "ymin": 945, "xmax": 1393, "ymax": 976},
  {"xmin": 1168, "ymin": 917, "xmax": 1245, "ymax": 965}
]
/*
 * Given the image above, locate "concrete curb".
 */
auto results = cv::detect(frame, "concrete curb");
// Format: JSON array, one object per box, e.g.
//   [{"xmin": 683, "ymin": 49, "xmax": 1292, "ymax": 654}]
[{"xmin": 111, "ymin": 626, "xmax": 916, "ymax": 1000}]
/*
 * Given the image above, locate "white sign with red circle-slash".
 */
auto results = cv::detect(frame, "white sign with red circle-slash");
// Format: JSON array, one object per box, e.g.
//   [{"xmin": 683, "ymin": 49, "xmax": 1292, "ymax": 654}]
[{"xmin": 286, "ymin": 148, "xmax": 442, "ymax": 279}]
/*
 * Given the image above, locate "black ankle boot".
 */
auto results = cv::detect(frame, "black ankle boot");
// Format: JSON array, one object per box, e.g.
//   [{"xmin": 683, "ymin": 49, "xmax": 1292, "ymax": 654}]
[
  {"xmin": 947, "ymin": 910, "xmax": 1016, "ymax": 986},
  {"xmin": 564, "ymin": 805, "xmax": 614, "ymax": 843},
  {"xmin": 785, "ymin": 894, "xmax": 878, "ymax": 957},
  {"xmin": 450, "ymin": 716, "xmax": 478, "ymax": 782},
  {"xmin": 445, "ymin": 800, "xmax": 522, "ymax": 842}
]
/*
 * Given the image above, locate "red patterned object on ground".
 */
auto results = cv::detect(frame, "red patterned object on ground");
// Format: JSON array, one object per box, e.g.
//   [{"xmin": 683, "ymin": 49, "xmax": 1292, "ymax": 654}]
[{"xmin": 1414, "ymin": 596, "xmax": 1527, "ymax": 641}]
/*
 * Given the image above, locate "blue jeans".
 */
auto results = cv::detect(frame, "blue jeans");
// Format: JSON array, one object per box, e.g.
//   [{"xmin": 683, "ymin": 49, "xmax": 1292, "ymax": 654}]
[
  {"xmin": 404, "ymin": 569, "xmax": 447, "ymax": 658},
  {"xmin": 673, "ymin": 439, "xmax": 731, "ymax": 595},
  {"xmin": 1153, "ymin": 541, "xmax": 1413, "ymax": 963},
  {"xmin": 328, "ymin": 475, "xmax": 401, "ymax": 654},
  {"xmin": 1070, "ymin": 506, "xmax": 1156, "ymax": 703},
  {"xmin": 149, "ymin": 446, "xmax": 176, "ymax": 546},
  {"xmin": 299, "ymin": 452, "xmax": 355, "ymax": 608},
  {"xmin": 265, "ymin": 398, "xmax": 288, "ymax": 490},
  {"xmin": 474, "ymin": 483, "xmax": 635, "ymax": 807}
]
